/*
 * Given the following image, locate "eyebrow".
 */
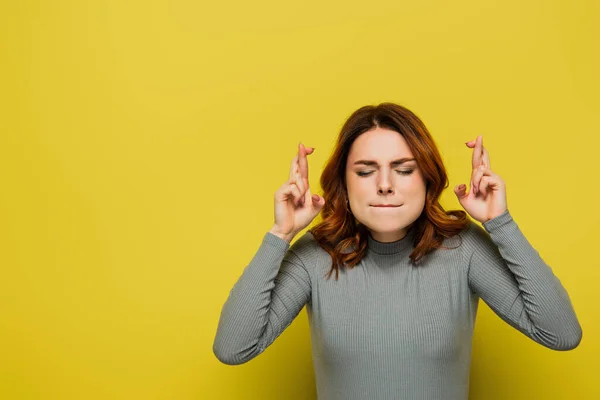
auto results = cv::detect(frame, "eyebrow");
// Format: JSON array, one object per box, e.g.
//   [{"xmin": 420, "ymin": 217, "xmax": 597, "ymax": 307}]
[{"xmin": 353, "ymin": 158, "xmax": 416, "ymax": 167}]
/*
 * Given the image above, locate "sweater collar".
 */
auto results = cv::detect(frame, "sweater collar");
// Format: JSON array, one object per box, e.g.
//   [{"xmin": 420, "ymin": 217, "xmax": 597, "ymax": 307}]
[{"xmin": 366, "ymin": 226, "xmax": 416, "ymax": 255}]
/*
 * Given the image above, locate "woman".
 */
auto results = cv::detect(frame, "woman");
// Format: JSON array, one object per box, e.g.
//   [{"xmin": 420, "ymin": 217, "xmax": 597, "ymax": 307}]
[{"xmin": 213, "ymin": 102, "xmax": 582, "ymax": 400}]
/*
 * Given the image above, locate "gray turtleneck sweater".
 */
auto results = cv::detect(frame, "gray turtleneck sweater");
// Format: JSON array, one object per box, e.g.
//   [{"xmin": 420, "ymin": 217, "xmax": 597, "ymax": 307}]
[{"xmin": 213, "ymin": 210, "xmax": 582, "ymax": 399}]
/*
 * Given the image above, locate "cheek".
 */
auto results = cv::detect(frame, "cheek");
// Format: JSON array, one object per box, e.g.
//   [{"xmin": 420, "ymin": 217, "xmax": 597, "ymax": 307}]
[
  {"xmin": 409, "ymin": 172, "xmax": 426, "ymax": 190},
  {"xmin": 401, "ymin": 176, "xmax": 427, "ymax": 198},
  {"xmin": 347, "ymin": 175, "xmax": 365, "ymax": 191}
]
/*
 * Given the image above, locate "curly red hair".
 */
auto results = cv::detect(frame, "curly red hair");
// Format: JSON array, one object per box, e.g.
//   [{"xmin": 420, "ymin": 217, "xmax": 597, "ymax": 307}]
[{"xmin": 308, "ymin": 102, "xmax": 471, "ymax": 280}]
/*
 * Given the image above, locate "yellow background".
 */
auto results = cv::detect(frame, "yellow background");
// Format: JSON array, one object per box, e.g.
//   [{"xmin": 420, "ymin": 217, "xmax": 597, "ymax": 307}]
[{"xmin": 1, "ymin": 0, "xmax": 598, "ymax": 398}]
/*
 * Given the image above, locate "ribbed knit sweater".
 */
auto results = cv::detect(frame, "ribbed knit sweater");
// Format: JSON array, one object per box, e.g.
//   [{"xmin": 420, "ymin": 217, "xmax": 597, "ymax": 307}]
[{"xmin": 213, "ymin": 209, "xmax": 582, "ymax": 399}]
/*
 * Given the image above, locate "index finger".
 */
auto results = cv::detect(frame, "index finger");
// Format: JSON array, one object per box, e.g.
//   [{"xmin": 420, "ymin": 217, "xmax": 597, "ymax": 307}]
[
  {"xmin": 471, "ymin": 135, "xmax": 483, "ymax": 169},
  {"xmin": 298, "ymin": 143, "xmax": 310, "ymax": 190},
  {"xmin": 289, "ymin": 154, "xmax": 299, "ymax": 181},
  {"xmin": 482, "ymin": 146, "xmax": 491, "ymax": 168}
]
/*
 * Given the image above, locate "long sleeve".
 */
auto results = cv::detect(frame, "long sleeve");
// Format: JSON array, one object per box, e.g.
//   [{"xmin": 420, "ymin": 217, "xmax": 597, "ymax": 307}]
[
  {"xmin": 213, "ymin": 231, "xmax": 312, "ymax": 365},
  {"xmin": 466, "ymin": 209, "xmax": 582, "ymax": 350}
]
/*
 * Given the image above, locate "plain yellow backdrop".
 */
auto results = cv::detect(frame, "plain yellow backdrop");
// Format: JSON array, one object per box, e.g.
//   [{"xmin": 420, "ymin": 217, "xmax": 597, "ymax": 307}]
[{"xmin": 1, "ymin": 0, "xmax": 598, "ymax": 399}]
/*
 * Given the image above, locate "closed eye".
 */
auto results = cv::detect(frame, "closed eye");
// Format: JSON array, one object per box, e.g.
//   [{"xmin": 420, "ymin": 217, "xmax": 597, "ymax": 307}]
[{"xmin": 357, "ymin": 170, "xmax": 414, "ymax": 177}]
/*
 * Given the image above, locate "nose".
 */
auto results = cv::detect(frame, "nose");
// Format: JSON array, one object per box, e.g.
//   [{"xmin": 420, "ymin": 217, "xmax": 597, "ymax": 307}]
[{"xmin": 378, "ymin": 175, "xmax": 394, "ymax": 195}]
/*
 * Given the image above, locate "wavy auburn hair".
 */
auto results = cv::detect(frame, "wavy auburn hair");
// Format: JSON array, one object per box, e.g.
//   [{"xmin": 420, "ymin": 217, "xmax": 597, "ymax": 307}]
[{"xmin": 308, "ymin": 102, "xmax": 471, "ymax": 280}]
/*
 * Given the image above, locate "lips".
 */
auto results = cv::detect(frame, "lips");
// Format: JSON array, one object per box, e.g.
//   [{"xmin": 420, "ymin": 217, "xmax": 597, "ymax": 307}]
[{"xmin": 371, "ymin": 205, "xmax": 401, "ymax": 207}]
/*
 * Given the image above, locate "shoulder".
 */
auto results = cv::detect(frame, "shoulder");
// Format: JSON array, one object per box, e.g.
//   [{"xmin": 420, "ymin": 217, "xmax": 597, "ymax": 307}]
[
  {"xmin": 444, "ymin": 219, "xmax": 493, "ymax": 258},
  {"xmin": 287, "ymin": 231, "xmax": 333, "ymax": 272},
  {"xmin": 463, "ymin": 219, "xmax": 487, "ymax": 239},
  {"xmin": 456, "ymin": 219, "xmax": 507, "ymax": 267},
  {"xmin": 460, "ymin": 210, "xmax": 515, "ymax": 246},
  {"xmin": 442, "ymin": 214, "xmax": 484, "ymax": 248},
  {"xmin": 289, "ymin": 230, "xmax": 325, "ymax": 258}
]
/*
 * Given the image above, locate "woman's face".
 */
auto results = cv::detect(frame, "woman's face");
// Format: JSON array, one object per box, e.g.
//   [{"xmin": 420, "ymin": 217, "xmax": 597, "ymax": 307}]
[{"xmin": 345, "ymin": 127, "xmax": 427, "ymax": 242}]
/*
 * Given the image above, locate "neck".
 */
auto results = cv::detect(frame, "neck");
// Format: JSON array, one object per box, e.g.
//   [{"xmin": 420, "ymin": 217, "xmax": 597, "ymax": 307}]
[{"xmin": 367, "ymin": 225, "xmax": 416, "ymax": 255}]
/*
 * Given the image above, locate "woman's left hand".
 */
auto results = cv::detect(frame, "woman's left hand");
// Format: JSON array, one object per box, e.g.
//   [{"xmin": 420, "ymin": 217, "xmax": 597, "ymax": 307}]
[{"xmin": 454, "ymin": 135, "xmax": 508, "ymax": 223}]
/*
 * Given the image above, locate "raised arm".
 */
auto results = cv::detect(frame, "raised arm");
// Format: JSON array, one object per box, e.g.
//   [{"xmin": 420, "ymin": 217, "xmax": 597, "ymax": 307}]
[
  {"xmin": 213, "ymin": 142, "xmax": 325, "ymax": 365},
  {"xmin": 466, "ymin": 210, "xmax": 582, "ymax": 350},
  {"xmin": 213, "ymin": 231, "xmax": 313, "ymax": 365}
]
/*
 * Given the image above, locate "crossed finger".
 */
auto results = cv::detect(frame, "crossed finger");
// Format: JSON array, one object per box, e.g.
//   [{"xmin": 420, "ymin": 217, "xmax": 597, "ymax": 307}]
[
  {"xmin": 472, "ymin": 165, "xmax": 500, "ymax": 196},
  {"xmin": 467, "ymin": 135, "xmax": 492, "ymax": 195},
  {"xmin": 482, "ymin": 147, "xmax": 490, "ymax": 169},
  {"xmin": 288, "ymin": 143, "xmax": 314, "ymax": 205},
  {"xmin": 467, "ymin": 136, "xmax": 491, "ymax": 168},
  {"xmin": 298, "ymin": 143, "xmax": 313, "ymax": 192},
  {"xmin": 289, "ymin": 154, "xmax": 299, "ymax": 181},
  {"xmin": 467, "ymin": 135, "xmax": 491, "ymax": 169}
]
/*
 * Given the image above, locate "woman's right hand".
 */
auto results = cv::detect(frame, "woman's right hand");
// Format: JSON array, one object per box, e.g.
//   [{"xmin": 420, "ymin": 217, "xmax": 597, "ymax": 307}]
[{"xmin": 270, "ymin": 143, "xmax": 325, "ymax": 242}]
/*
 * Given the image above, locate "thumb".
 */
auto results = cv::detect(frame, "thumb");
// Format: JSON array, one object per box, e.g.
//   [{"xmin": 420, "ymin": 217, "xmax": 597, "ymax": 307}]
[
  {"xmin": 311, "ymin": 194, "xmax": 325, "ymax": 210},
  {"xmin": 454, "ymin": 184, "xmax": 468, "ymax": 201}
]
